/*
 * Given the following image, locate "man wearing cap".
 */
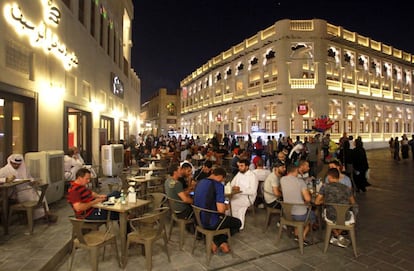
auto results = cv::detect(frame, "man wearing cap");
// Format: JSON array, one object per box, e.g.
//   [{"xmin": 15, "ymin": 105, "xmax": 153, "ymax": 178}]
[
  {"xmin": 0, "ymin": 154, "xmax": 57, "ymax": 221},
  {"xmin": 193, "ymin": 160, "xmax": 213, "ymax": 182},
  {"xmin": 263, "ymin": 160, "xmax": 286, "ymax": 208}
]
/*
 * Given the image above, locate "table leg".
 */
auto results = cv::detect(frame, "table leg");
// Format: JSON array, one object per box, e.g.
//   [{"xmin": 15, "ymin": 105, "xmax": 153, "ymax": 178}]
[
  {"xmin": 119, "ymin": 212, "xmax": 128, "ymax": 267},
  {"xmin": 1, "ymin": 188, "xmax": 9, "ymax": 235}
]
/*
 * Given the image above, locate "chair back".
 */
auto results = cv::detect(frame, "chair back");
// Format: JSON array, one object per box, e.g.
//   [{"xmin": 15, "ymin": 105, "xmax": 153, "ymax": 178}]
[
  {"xmin": 191, "ymin": 205, "xmax": 203, "ymax": 228},
  {"xmin": 191, "ymin": 205, "xmax": 224, "ymax": 230},
  {"xmin": 69, "ymin": 217, "xmax": 89, "ymax": 245},
  {"xmin": 280, "ymin": 201, "xmax": 311, "ymax": 223},
  {"xmin": 129, "ymin": 207, "xmax": 169, "ymax": 235},
  {"xmin": 69, "ymin": 217, "xmax": 109, "ymax": 245},
  {"xmin": 144, "ymin": 193, "xmax": 167, "ymax": 210},
  {"xmin": 167, "ymin": 197, "xmax": 186, "ymax": 218},
  {"xmin": 324, "ymin": 203, "xmax": 356, "ymax": 226}
]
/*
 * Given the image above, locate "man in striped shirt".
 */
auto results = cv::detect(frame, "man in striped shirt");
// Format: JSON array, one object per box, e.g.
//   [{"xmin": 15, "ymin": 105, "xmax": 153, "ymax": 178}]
[{"xmin": 67, "ymin": 168, "xmax": 118, "ymax": 220}]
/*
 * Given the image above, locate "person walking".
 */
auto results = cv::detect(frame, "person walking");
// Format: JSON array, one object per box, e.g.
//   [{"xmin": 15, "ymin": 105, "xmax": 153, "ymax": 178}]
[
  {"xmin": 352, "ymin": 139, "xmax": 369, "ymax": 192},
  {"xmin": 409, "ymin": 135, "xmax": 414, "ymax": 160},
  {"xmin": 393, "ymin": 136, "xmax": 400, "ymax": 161}
]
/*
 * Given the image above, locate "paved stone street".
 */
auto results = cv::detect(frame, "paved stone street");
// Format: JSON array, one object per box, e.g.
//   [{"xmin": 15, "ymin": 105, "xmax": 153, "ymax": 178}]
[{"xmin": 1, "ymin": 148, "xmax": 413, "ymax": 271}]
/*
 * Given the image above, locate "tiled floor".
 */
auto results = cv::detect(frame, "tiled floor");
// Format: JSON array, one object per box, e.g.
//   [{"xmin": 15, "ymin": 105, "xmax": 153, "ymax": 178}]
[{"xmin": 1, "ymin": 148, "xmax": 414, "ymax": 271}]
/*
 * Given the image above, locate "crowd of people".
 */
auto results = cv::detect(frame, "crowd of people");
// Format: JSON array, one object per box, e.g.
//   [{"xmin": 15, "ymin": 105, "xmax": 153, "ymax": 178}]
[
  {"xmin": 388, "ymin": 134, "xmax": 414, "ymax": 161},
  {"xmin": 4, "ymin": 130, "xmax": 408, "ymax": 254}
]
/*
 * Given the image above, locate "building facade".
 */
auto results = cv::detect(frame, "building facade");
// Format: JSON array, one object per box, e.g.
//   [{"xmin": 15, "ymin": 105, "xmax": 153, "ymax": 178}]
[
  {"xmin": 0, "ymin": 0, "xmax": 140, "ymax": 165},
  {"xmin": 140, "ymin": 88, "xmax": 180, "ymax": 136},
  {"xmin": 179, "ymin": 19, "xmax": 414, "ymax": 148}
]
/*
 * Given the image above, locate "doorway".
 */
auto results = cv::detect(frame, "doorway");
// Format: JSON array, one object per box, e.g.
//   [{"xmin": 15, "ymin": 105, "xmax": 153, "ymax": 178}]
[
  {"xmin": 0, "ymin": 92, "xmax": 37, "ymax": 165},
  {"xmin": 64, "ymin": 106, "xmax": 92, "ymax": 164}
]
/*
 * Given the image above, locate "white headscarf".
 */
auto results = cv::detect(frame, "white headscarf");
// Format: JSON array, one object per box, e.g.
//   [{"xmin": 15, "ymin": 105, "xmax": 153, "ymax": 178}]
[{"xmin": 0, "ymin": 154, "xmax": 31, "ymax": 179}]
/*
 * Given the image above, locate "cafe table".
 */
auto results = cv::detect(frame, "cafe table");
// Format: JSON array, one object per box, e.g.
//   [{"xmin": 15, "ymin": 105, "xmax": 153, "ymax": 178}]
[
  {"xmin": 138, "ymin": 165, "xmax": 167, "ymax": 174},
  {"xmin": 93, "ymin": 198, "xmax": 150, "ymax": 266},
  {"xmin": 0, "ymin": 179, "xmax": 30, "ymax": 235},
  {"xmin": 126, "ymin": 175, "xmax": 163, "ymax": 196}
]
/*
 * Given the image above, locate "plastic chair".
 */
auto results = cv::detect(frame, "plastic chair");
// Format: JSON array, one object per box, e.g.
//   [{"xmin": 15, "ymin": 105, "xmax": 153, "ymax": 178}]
[
  {"xmin": 276, "ymin": 201, "xmax": 312, "ymax": 254},
  {"xmin": 323, "ymin": 203, "xmax": 358, "ymax": 257},
  {"xmin": 167, "ymin": 197, "xmax": 194, "ymax": 250},
  {"xmin": 68, "ymin": 217, "xmax": 120, "ymax": 271},
  {"xmin": 191, "ymin": 205, "xmax": 233, "ymax": 265},
  {"xmin": 263, "ymin": 205, "xmax": 281, "ymax": 232},
  {"xmin": 142, "ymin": 192, "xmax": 167, "ymax": 212},
  {"xmin": 8, "ymin": 183, "xmax": 49, "ymax": 235},
  {"xmin": 126, "ymin": 207, "xmax": 171, "ymax": 271}
]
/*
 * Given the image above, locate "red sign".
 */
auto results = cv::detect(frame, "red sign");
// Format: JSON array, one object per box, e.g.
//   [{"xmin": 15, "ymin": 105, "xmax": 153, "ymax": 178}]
[{"xmin": 298, "ymin": 104, "xmax": 308, "ymax": 115}]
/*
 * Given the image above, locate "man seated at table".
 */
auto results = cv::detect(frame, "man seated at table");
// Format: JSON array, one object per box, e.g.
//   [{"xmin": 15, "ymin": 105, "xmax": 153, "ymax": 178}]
[
  {"xmin": 0, "ymin": 154, "xmax": 57, "ymax": 222},
  {"xmin": 193, "ymin": 160, "xmax": 213, "ymax": 182},
  {"xmin": 315, "ymin": 168, "xmax": 356, "ymax": 248},
  {"xmin": 164, "ymin": 163, "xmax": 194, "ymax": 232},
  {"xmin": 324, "ymin": 160, "xmax": 352, "ymax": 189},
  {"xmin": 230, "ymin": 159, "xmax": 258, "ymax": 230},
  {"xmin": 178, "ymin": 162, "xmax": 196, "ymax": 192},
  {"xmin": 193, "ymin": 167, "xmax": 242, "ymax": 254},
  {"xmin": 263, "ymin": 160, "xmax": 286, "ymax": 208},
  {"xmin": 252, "ymin": 157, "xmax": 271, "ymax": 208},
  {"xmin": 280, "ymin": 164, "xmax": 315, "ymax": 244},
  {"xmin": 67, "ymin": 168, "xmax": 119, "ymax": 220}
]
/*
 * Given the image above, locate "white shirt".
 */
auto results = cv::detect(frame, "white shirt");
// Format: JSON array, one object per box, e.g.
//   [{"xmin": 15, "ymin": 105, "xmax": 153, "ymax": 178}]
[{"xmin": 231, "ymin": 170, "xmax": 258, "ymax": 206}]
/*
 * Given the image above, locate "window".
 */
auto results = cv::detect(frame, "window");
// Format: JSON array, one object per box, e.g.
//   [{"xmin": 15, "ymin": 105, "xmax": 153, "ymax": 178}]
[
  {"xmin": 384, "ymin": 122, "xmax": 390, "ymax": 133},
  {"xmin": 271, "ymin": 121, "xmax": 278, "ymax": 133},
  {"xmin": 113, "ymin": 32, "xmax": 117, "ymax": 63},
  {"xmin": 107, "ymin": 20, "xmax": 111, "ymax": 55},
  {"xmin": 99, "ymin": 7, "xmax": 105, "ymax": 47},
  {"xmin": 78, "ymin": 0, "xmax": 85, "ymax": 25},
  {"xmin": 90, "ymin": 0, "xmax": 95, "ymax": 37}
]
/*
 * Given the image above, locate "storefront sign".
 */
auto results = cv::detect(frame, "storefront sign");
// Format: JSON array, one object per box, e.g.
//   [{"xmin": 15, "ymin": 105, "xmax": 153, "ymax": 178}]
[
  {"xmin": 297, "ymin": 103, "xmax": 309, "ymax": 115},
  {"xmin": 3, "ymin": 1, "xmax": 78, "ymax": 70},
  {"xmin": 216, "ymin": 112, "xmax": 222, "ymax": 122},
  {"xmin": 111, "ymin": 72, "xmax": 124, "ymax": 98}
]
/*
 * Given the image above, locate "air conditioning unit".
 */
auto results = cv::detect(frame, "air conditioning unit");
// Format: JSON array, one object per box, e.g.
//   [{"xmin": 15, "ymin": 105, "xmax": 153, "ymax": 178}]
[
  {"xmin": 101, "ymin": 144, "xmax": 124, "ymax": 177},
  {"xmin": 24, "ymin": 150, "xmax": 65, "ymax": 204}
]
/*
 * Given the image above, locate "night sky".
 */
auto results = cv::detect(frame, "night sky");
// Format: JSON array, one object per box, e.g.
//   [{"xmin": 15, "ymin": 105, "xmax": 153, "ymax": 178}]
[{"xmin": 131, "ymin": 0, "xmax": 414, "ymax": 103}]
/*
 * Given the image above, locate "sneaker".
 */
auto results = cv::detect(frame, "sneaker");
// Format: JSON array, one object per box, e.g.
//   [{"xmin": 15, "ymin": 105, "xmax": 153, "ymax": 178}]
[
  {"xmin": 330, "ymin": 236, "xmax": 348, "ymax": 248},
  {"xmin": 329, "ymin": 236, "xmax": 339, "ymax": 246},
  {"xmin": 294, "ymin": 236, "xmax": 310, "ymax": 246},
  {"xmin": 337, "ymin": 235, "xmax": 350, "ymax": 247}
]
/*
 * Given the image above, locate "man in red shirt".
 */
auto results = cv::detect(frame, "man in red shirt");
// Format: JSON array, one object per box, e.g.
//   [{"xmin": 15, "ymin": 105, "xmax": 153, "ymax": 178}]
[{"xmin": 67, "ymin": 168, "xmax": 119, "ymax": 220}]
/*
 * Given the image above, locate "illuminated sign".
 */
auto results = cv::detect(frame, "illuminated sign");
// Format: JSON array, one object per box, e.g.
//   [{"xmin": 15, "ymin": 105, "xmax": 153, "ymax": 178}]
[
  {"xmin": 3, "ymin": 1, "xmax": 78, "ymax": 70},
  {"xmin": 297, "ymin": 103, "xmax": 309, "ymax": 115},
  {"xmin": 111, "ymin": 72, "xmax": 124, "ymax": 98}
]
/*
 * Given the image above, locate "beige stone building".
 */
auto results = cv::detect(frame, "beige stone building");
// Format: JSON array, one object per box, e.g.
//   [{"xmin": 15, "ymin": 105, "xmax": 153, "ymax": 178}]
[
  {"xmin": 179, "ymin": 19, "xmax": 414, "ymax": 148},
  {"xmin": 0, "ymin": 0, "xmax": 140, "ymax": 165},
  {"xmin": 140, "ymin": 88, "xmax": 180, "ymax": 136}
]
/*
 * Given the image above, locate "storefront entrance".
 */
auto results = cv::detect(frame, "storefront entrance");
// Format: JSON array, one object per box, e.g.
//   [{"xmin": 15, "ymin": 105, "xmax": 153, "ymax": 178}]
[
  {"xmin": 0, "ymin": 90, "xmax": 37, "ymax": 166},
  {"xmin": 64, "ymin": 106, "xmax": 92, "ymax": 164}
]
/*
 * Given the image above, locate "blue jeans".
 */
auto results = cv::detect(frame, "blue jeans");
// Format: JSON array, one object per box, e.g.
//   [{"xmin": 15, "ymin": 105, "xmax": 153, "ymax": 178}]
[{"xmin": 85, "ymin": 191, "xmax": 120, "ymax": 220}]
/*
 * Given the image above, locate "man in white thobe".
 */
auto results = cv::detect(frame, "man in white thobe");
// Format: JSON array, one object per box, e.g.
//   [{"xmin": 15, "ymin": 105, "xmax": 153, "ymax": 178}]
[{"xmin": 230, "ymin": 158, "xmax": 258, "ymax": 230}]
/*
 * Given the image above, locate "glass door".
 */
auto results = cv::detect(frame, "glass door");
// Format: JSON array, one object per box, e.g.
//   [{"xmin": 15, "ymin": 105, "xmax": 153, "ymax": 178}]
[{"xmin": 65, "ymin": 107, "xmax": 92, "ymax": 164}]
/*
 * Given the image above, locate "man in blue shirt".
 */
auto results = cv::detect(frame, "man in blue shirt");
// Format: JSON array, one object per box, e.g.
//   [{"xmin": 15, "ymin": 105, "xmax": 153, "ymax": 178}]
[{"xmin": 194, "ymin": 167, "xmax": 241, "ymax": 254}]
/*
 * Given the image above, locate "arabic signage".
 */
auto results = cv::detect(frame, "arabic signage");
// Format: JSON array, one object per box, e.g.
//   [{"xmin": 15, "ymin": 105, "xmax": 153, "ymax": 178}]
[{"xmin": 3, "ymin": 1, "xmax": 78, "ymax": 70}]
